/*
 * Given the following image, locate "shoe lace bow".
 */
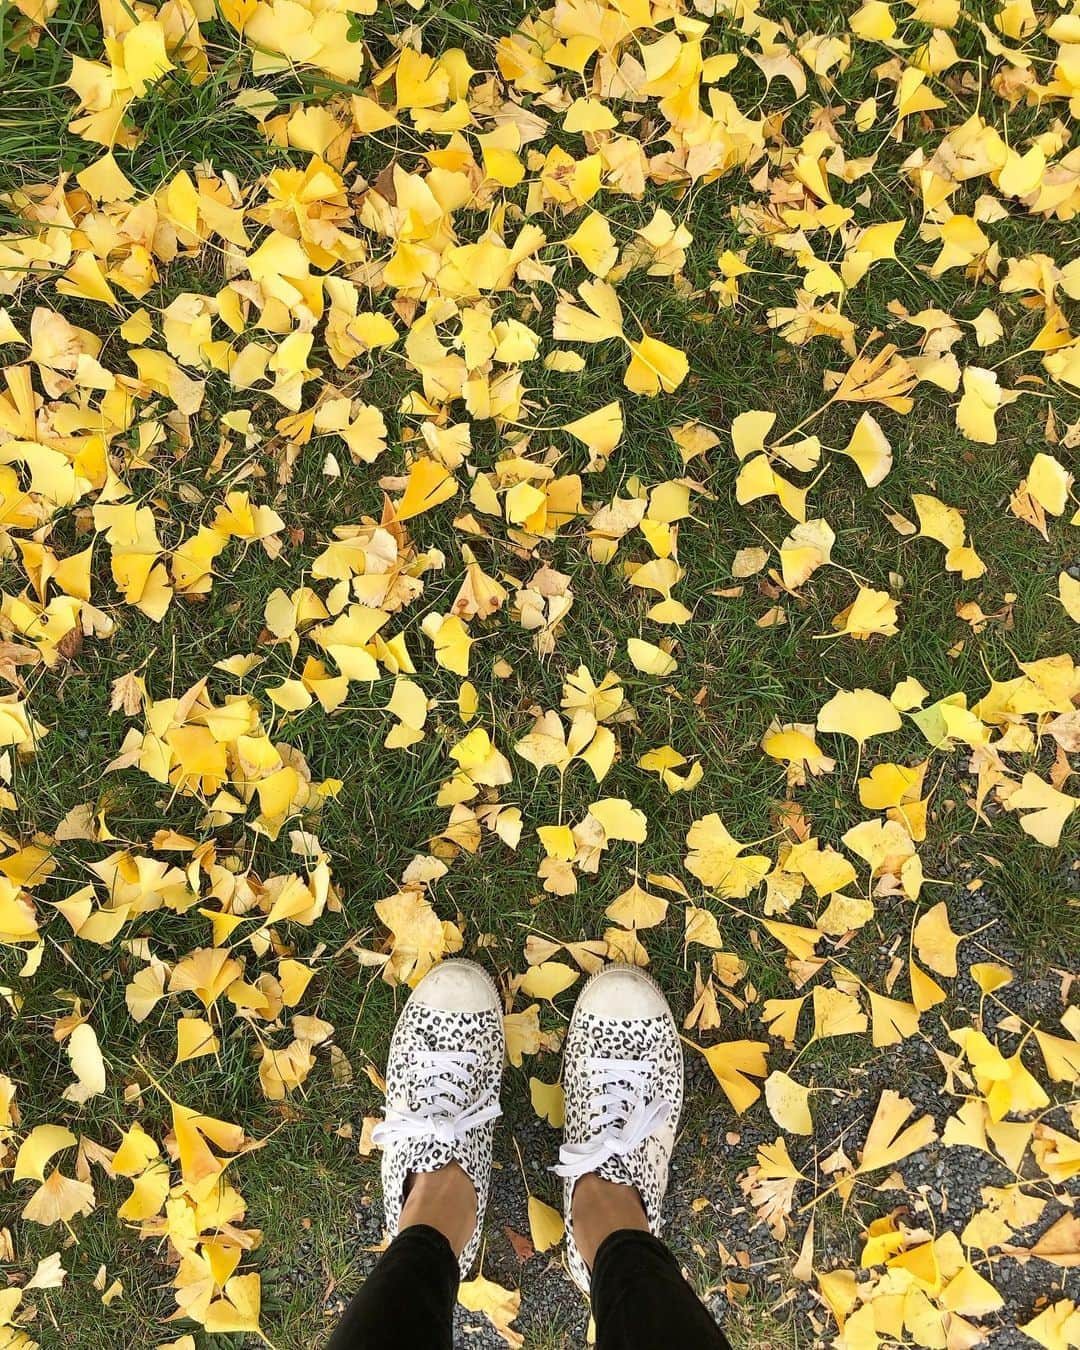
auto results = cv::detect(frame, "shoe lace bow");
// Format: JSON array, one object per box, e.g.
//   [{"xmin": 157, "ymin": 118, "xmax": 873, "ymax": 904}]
[
  {"xmin": 554, "ymin": 1055, "xmax": 669, "ymax": 1180},
  {"xmin": 372, "ymin": 1049, "xmax": 501, "ymax": 1149}
]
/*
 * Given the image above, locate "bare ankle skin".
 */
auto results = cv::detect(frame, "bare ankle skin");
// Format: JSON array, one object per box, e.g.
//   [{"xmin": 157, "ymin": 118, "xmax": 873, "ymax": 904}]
[
  {"xmin": 399, "ymin": 1161, "xmax": 477, "ymax": 1258},
  {"xmin": 571, "ymin": 1172, "xmax": 649, "ymax": 1270}
]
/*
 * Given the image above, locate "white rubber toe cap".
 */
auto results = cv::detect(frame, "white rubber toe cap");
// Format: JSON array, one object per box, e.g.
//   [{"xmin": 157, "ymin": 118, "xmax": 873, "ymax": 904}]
[
  {"xmin": 409, "ymin": 959, "xmax": 500, "ymax": 1014},
  {"xmin": 575, "ymin": 965, "xmax": 670, "ymax": 1020}
]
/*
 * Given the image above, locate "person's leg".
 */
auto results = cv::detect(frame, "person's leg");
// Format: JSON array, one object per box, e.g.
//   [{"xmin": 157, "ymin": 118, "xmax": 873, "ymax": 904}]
[
  {"xmin": 327, "ymin": 1162, "xmax": 478, "ymax": 1348},
  {"xmin": 570, "ymin": 1173, "xmax": 649, "ymax": 1263},
  {"xmin": 556, "ymin": 966, "xmax": 730, "ymax": 1347},
  {"xmin": 325, "ymin": 1223, "xmax": 457, "ymax": 1349},
  {"xmin": 576, "ymin": 1178, "xmax": 731, "ymax": 1349},
  {"xmin": 326, "ymin": 961, "xmax": 504, "ymax": 1347}
]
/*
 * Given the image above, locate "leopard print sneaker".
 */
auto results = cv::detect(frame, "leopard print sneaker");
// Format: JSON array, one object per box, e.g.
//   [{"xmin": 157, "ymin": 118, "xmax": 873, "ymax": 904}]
[
  {"xmin": 372, "ymin": 959, "xmax": 504, "ymax": 1277},
  {"xmin": 554, "ymin": 964, "xmax": 684, "ymax": 1294}
]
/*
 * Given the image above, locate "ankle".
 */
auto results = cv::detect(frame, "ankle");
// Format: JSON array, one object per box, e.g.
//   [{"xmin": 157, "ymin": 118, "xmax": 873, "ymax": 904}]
[
  {"xmin": 399, "ymin": 1162, "xmax": 477, "ymax": 1258},
  {"xmin": 571, "ymin": 1172, "xmax": 649, "ymax": 1270}
]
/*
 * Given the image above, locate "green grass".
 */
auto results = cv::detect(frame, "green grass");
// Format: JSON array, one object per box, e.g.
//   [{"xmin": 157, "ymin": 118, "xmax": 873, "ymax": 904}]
[{"xmin": 1, "ymin": 0, "xmax": 1079, "ymax": 1345}]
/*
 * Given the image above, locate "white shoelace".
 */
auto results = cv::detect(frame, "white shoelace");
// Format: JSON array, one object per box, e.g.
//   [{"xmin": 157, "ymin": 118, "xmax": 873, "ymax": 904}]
[
  {"xmin": 553, "ymin": 1055, "xmax": 670, "ymax": 1180},
  {"xmin": 372, "ymin": 1049, "xmax": 502, "ymax": 1149}
]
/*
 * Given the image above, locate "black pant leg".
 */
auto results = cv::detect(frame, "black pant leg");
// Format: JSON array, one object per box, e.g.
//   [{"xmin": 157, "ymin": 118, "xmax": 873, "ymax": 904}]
[
  {"xmin": 591, "ymin": 1229, "xmax": 732, "ymax": 1350},
  {"xmin": 326, "ymin": 1224, "xmax": 459, "ymax": 1350}
]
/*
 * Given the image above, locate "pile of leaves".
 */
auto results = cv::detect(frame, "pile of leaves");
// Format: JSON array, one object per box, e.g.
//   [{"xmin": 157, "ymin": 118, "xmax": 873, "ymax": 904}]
[{"xmin": 0, "ymin": 0, "xmax": 1078, "ymax": 1344}]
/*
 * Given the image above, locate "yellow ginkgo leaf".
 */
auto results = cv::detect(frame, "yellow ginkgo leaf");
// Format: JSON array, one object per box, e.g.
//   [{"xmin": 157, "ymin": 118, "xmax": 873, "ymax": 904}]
[
  {"xmin": 546, "ymin": 350, "xmax": 586, "ymax": 373},
  {"xmin": 761, "ymin": 995, "xmax": 807, "ymax": 1044},
  {"xmin": 731, "ymin": 409, "xmax": 777, "ymax": 460},
  {"xmin": 111, "ymin": 1123, "xmax": 160, "ymax": 1176},
  {"xmin": 126, "ymin": 961, "xmax": 168, "ymax": 1023},
  {"xmin": 563, "ymin": 98, "xmax": 618, "ymax": 133},
  {"xmin": 563, "ymin": 402, "xmax": 623, "ymax": 470},
  {"xmin": 998, "ymin": 144, "xmax": 1046, "ymax": 197},
  {"xmin": 931, "ymin": 216, "xmax": 989, "ymax": 276},
  {"xmin": 786, "ymin": 840, "xmax": 856, "ymax": 897},
  {"xmin": 175, "ymin": 1017, "xmax": 220, "ymax": 1064},
  {"xmin": 22, "ymin": 1169, "xmax": 96, "ymax": 1226},
  {"xmin": 912, "ymin": 493, "xmax": 966, "ymax": 550},
  {"xmin": 385, "ymin": 676, "xmax": 428, "ymax": 749},
  {"xmin": 1020, "ymin": 1300, "xmax": 1080, "ymax": 1350},
  {"xmin": 14, "ymin": 1125, "xmax": 77, "ymax": 1183},
  {"xmin": 203, "ymin": 1273, "xmax": 263, "ymax": 1335},
  {"xmin": 685, "ymin": 814, "xmax": 770, "ymax": 898},
  {"xmin": 764, "ymin": 1070, "xmax": 813, "ymax": 1134},
  {"xmin": 457, "ymin": 1275, "xmax": 522, "ymax": 1349},
  {"xmin": 859, "ymin": 761, "xmax": 925, "ymax": 810},
  {"xmin": 627, "ymin": 637, "xmax": 676, "ymax": 676},
  {"xmin": 732, "ymin": 546, "xmax": 769, "ymax": 577},
  {"xmin": 529, "ymin": 1078, "xmax": 565, "ymax": 1128},
  {"xmin": 518, "ymin": 961, "xmax": 579, "ymax": 1001},
  {"xmin": 278, "ymin": 959, "xmax": 316, "ymax": 1007},
  {"xmin": 376, "ymin": 890, "xmax": 463, "ymax": 988},
  {"xmin": 735, "ymin": 454, "xmax": 808, "ymax": 521},
  {"xmin": 912, "ymin": 901, "xmax": 962, "ymax": 977},
  {"xmin": 699, "ymin": 1039, "xmax": 770, "ymax": 1113},
  {"xmin": 1002, "ymin": 772, "xmax": 1078, "ymax": 847},
  {"xmin": 76, "ymin": 153, "xmax": 137, "ymax": 203},
  {"xmin": 951, "ymin": 1027, "xmax": 1050, "ymax": 1121},
  {"xmin": 850, "ymin": 0, "xmax": 897, "ymax": 41},
  {"xmin": 869, "ymin": 991, "xmax": 920, "ymax": 1047},
  {"xmin": 23, "ymin": 1252, "xmax": 66, "ymax": 1291},
  {"xmin": 122, "ymin": 20, "xmax": 175, "ymax": 97},
  {"xmin": 117, "ymin": 1162, "xmax": 170, "ymax": 1223},
  {"xmin": 940, "ymin": 1263, "xmax": 1004, "ymax": 1317},
  {"xmin": 606, "ymin": 880, "xmax": 668, "ymax": 929},
  {"xmin": 169, "ymin": 947, "xmax": 243, "ymax": 1009},
  {"xmin": 761, "ymin": 724, "xmax": 836, "ymax": 778},
  {"xmin": 891, "ymin": 676, "xmax": 929, "ymax": 711},
  {"xmin": 763, "ymin": 921, "xmax": 821, "ymax": 960},
  {"xmin": 817, "ymin": 687, "xmax": 902, "ymax": 746},
  {"xmin": 855, "ymin": 1089, "xmax": 937, "ymax": 1175},
  {"xmin": 909, "ymin": 960, "xmax": 947, "ymax": 1011},
  {"xmin": 637, "ymin": 745, "xmax": 701, "ymax": 792},
  {"xmin": 395, "ymin": 459, "xmax": 457, "ymax": 521},
  {"xmin": 61, "ymin": 1023, "xmax": 106, "ymax": 1105},
  {"xmin": 527, "ymin": 1195, "xmax": 564, "ymax": 1252},
  {"xmin": 422, "ymin": 613, "xmax": 473, "ymax": 677},
  {"xmin": 842, "ymin": 817, "xmax": 916, "ymax": 878},
  {"xmin": 1027, "ymin": 452, "xmax": 1074, "ymax": 516},
  {"xmin": 818, "ymin": 1269, "xmax": 859, "ymax": 1330},
  {"xmin": 839, "ymin": 412, "xmax": 892, "ymax": 486},
  {"xmin": 564, "ymin": 212, "xmax": 618, "ymax": 277},
  {"xmin": 174, "ymin": 1101, "xmax": 246, "ymax": 1194},
  {"xmin": 817, "ymin": 891, "xmax": 874, "ymax": 935},
  {"xmin": 1059, "ymin": 572, "xmax": 1080, "ymax": 623},
  {"xmin": 831, "ymin": 343, "xmax": 915, "ymax": 412},
  {"xmin": 684, "ymin": 906, "xmax": 724, "ymax": 950},
  {"xmin": 956, "ymin": 366, "xmax": 1017, "ymax": 444},
  {"xmin": 831, "ymin": 586, "xmax": 900, "ymax": 640},
  {"xmin": 589, "ymin": 797, "xmax": 647, "ymax": 843},
  {"xmin": 970, "ymin": 962, "xmax": 1013, "ymax": 994},
  {"xmin": 780, "ymin": 518, "xmax": 835, "ymax": 589},
  {"xmin": 1033, "ymin": 1029, "xmax": 1080, "ymax": 1084},
  {"xmin": 553, "ymin": 279, "xmax": 624, "ymax": 344},
  {"xmin": 812, "ymin": 986, "xmax": 868, "ymax": 1039},
  {"xmin": 504, "ymin": 1007, "xmax": 540, "ymax": 1068},
  {"xmin": 624, "ymin": 335, "xmax": 688, "ymax": 396}
]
